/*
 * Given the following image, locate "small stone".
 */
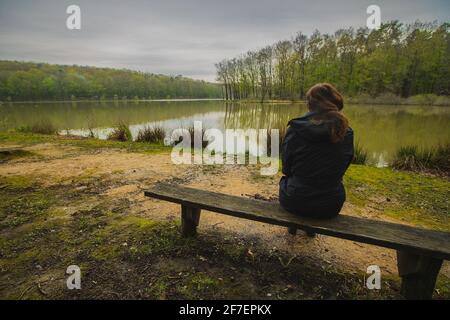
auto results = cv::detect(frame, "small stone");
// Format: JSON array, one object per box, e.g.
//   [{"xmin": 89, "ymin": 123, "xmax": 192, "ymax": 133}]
[{"xmin": 283, "ymin": 285, "xmax": 293, "ymax": 292}]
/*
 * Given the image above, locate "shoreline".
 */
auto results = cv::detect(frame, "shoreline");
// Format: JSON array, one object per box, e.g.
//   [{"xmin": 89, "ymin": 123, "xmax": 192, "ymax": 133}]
[
  {"xmin": 2, "ymin": 92, "xmax": 448, "ymax": 107},
  {"xmin": 226, "ymin": 94, "xmax": 450, "ymax": 107},
  {"xmin": 0, "ymin": 98, "xmax": 224, "ymax": 104}
]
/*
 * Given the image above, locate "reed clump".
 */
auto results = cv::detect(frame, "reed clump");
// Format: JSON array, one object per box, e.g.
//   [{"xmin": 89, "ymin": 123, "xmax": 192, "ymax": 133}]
[
  {"xmin": 392, "ymin": 144, "xmax": 449, "ymax": 176},
  {"xmin": 136, "ymin": 125, "xmax": 166, "ymax": 144},
  {"xmin": 352, "ymin": 142, "xmax": 368, "ymax": 165},
  {"xmin": 107, "ymin": 122, "xmax": 132, "ymax": 142},
  {"xmin": 17, "ymin": 119, "xmax": 57, "ymax": 135}
]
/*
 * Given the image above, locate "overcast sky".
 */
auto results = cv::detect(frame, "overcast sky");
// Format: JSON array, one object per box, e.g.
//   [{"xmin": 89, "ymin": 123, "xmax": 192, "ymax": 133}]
[{"xmin": 0, "ymin": 0, "xmax": 449, "ymax": 81}]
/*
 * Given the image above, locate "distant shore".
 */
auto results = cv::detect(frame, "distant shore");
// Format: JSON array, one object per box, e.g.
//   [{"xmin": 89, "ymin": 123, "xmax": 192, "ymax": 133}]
[
  {"xmin": 230, "ymin": 93, "xmax": 450, "ymax": 107},
  {"xmin": 0, "ymin": 98, "xmax": 224, "ymax": 104},
  {"xmin": 2, "ymin": 94, "xmax": 450, "ymax": 106}
]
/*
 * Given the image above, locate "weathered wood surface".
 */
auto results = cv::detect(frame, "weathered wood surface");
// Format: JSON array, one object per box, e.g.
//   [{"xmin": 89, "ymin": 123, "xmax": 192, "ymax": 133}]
[
  {"xmin": 181, "ymin": 205, "xmax": 201, "ymax": 237},
  {"xmin": 397, "ymin": 251, "xmax": 443, "ymax": 299},
  {"xmin": 145, "ymin": 183, "xmax": 450, "ymax": 260}
]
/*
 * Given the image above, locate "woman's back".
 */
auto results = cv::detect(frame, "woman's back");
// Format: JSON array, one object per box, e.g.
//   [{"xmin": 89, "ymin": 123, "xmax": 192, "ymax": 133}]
[
  {"xmin": 279, "ymin": 83, "xmax": 354, "ymax": 219},
  {"xmin": 282, "ymin": 113, "xmax": 353, "ymax": 188}
]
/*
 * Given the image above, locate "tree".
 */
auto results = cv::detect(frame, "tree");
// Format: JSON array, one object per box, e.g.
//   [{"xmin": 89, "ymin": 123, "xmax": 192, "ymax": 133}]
[
  {"xmin": 0, "ymin": 61, "xmax": 222, "ymax": 101},
  {"xmin": 216, "ymin": 21, "xmax": 450, "ymax": 101}
]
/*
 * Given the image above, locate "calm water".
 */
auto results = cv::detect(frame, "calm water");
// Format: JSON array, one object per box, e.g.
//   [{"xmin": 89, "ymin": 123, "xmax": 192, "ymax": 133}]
[{"xmin": 1, "ymin": 100, "xmax": 449, "ymax": 166}]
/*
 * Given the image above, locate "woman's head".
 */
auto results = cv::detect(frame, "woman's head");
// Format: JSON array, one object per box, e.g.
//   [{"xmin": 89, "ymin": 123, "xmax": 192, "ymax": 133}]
[
  {"xmin": 306, "ymin": 83, "xmax": 343, "ymax": 113},
  {"xmin": 306, "ymin": 83, "xmax": 348, "ymax": 143}
]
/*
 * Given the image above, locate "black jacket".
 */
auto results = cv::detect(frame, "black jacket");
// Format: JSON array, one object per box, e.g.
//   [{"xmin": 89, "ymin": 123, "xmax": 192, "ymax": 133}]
[{"xmin": 279, "ymin": 111, "xmax": 354, "ymax": 218}]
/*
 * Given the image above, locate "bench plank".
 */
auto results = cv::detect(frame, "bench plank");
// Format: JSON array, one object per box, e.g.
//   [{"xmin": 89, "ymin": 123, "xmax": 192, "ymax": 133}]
[{"xmin": 145, "ymin": 183, "xmax": 450, "ymax": 260}]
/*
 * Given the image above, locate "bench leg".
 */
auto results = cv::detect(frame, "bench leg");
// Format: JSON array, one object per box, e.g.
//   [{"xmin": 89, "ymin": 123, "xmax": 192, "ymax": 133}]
[
  {"xmin": 305, "ymin": 230, "xmax": 316, "ymax": 237},
  {"xmin": 396, "ymin": 250, "xmax": 443, "ymax": 300},
  {"xmin": 287, "ymin": 226, "xmax": 297, "ymax": 235},
  {"xmin": 181, "ymin": 205, "xmax": 201, "ymax": 237}
]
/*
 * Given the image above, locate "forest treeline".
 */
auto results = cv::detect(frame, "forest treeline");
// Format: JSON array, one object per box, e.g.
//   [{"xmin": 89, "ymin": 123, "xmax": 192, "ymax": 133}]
[
  {"xmin": 0, "ymin": 61, "xmax": 222, "ymax": 101},
  {"xmin": 216, "ymin": 21, "xmax": 450, "ymax": 101}
]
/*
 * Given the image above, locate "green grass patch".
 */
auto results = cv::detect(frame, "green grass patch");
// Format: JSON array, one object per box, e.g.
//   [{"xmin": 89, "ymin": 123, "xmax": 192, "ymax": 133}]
[
  {"xmin": 190, "ymin": 272, "xmax": 219, "ymax": 291},
  {"xmin": 345, "ymin": 165, "xmax": 449, "ymax": 230},
  {"xmin": 0, "ymin": 175, "xmax": 34, "ymax": 189},
  {"xmin": 0, "ymin": 176, "xmax": 52, "ymax": 228}
]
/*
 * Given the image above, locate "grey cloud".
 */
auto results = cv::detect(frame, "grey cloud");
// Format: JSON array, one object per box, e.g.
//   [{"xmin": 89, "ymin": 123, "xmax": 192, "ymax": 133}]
[{"xmin": 1, "ymin": 0, "xmax": 449, "ymax": 81}]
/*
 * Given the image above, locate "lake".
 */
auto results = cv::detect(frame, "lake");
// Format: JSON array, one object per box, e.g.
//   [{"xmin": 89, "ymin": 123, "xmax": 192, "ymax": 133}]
[{"xmin": 1, "ymin": 100, "xmax": 449, "ymax": 167}]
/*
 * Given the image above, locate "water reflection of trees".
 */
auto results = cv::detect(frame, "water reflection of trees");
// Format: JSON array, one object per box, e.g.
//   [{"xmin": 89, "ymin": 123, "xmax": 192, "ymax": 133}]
[
  {"xmin": 224, "ymin": 102, "xmax": 305, "ymax": 130},
  {"xmin": 224, "ymin": 102, "xmax": 450, "ymax": 166},
  {"xmin": 1, "ymin": 100, "xmax": 225, "ymax": 130}
]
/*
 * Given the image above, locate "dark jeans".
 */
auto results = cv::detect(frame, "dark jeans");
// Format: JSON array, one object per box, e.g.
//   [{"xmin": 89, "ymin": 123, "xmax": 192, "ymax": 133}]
[{"xmin": 279, "ymin": 177, "xmax": 345, "ymax": 219}]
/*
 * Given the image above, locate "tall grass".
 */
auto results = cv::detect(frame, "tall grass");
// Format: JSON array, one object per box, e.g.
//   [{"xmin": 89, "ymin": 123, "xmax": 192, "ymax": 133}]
[
  {"xmin": 136, "ymin": 125, "xmax": 166, "ymax": 144},
  {"xmin": 352, "ymin": 142, "xmax": 368, "ymax": 165},
  {"xmin": 392, "ymin": 144, "xmax": 449, "ymax": 175},
  {"xmin": 86, "ymin": 118, "xmax": 98, "ymax": 138},
  {"xmin": 17, "ymin": 119, "xmax": 57, "ymax": 135},
  {"xmin": 87, "ymin": 128, "xmax": 96, "ymax": 138},
  {"xmin": 107, "ymin": 122, "xmax": 132, "ymax": 142}
]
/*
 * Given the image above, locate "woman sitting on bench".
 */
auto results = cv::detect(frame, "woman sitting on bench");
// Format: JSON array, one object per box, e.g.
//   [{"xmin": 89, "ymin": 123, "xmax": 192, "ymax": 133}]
[{"xmin": 279, "ymin": 83, "xmax": 354, "ymax": 219}]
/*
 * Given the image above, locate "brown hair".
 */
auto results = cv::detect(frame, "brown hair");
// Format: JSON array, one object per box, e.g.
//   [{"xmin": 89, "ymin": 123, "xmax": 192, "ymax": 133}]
[{"xmin": 306, "ymin": 83, "xmax": 349, "ymax": 143}]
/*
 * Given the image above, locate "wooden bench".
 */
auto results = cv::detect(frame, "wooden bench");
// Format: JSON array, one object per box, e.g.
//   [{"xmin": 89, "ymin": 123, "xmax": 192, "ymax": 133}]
[{"xmin": 144, "ymin": 183, "xmax": 450, "ymax": 300}]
